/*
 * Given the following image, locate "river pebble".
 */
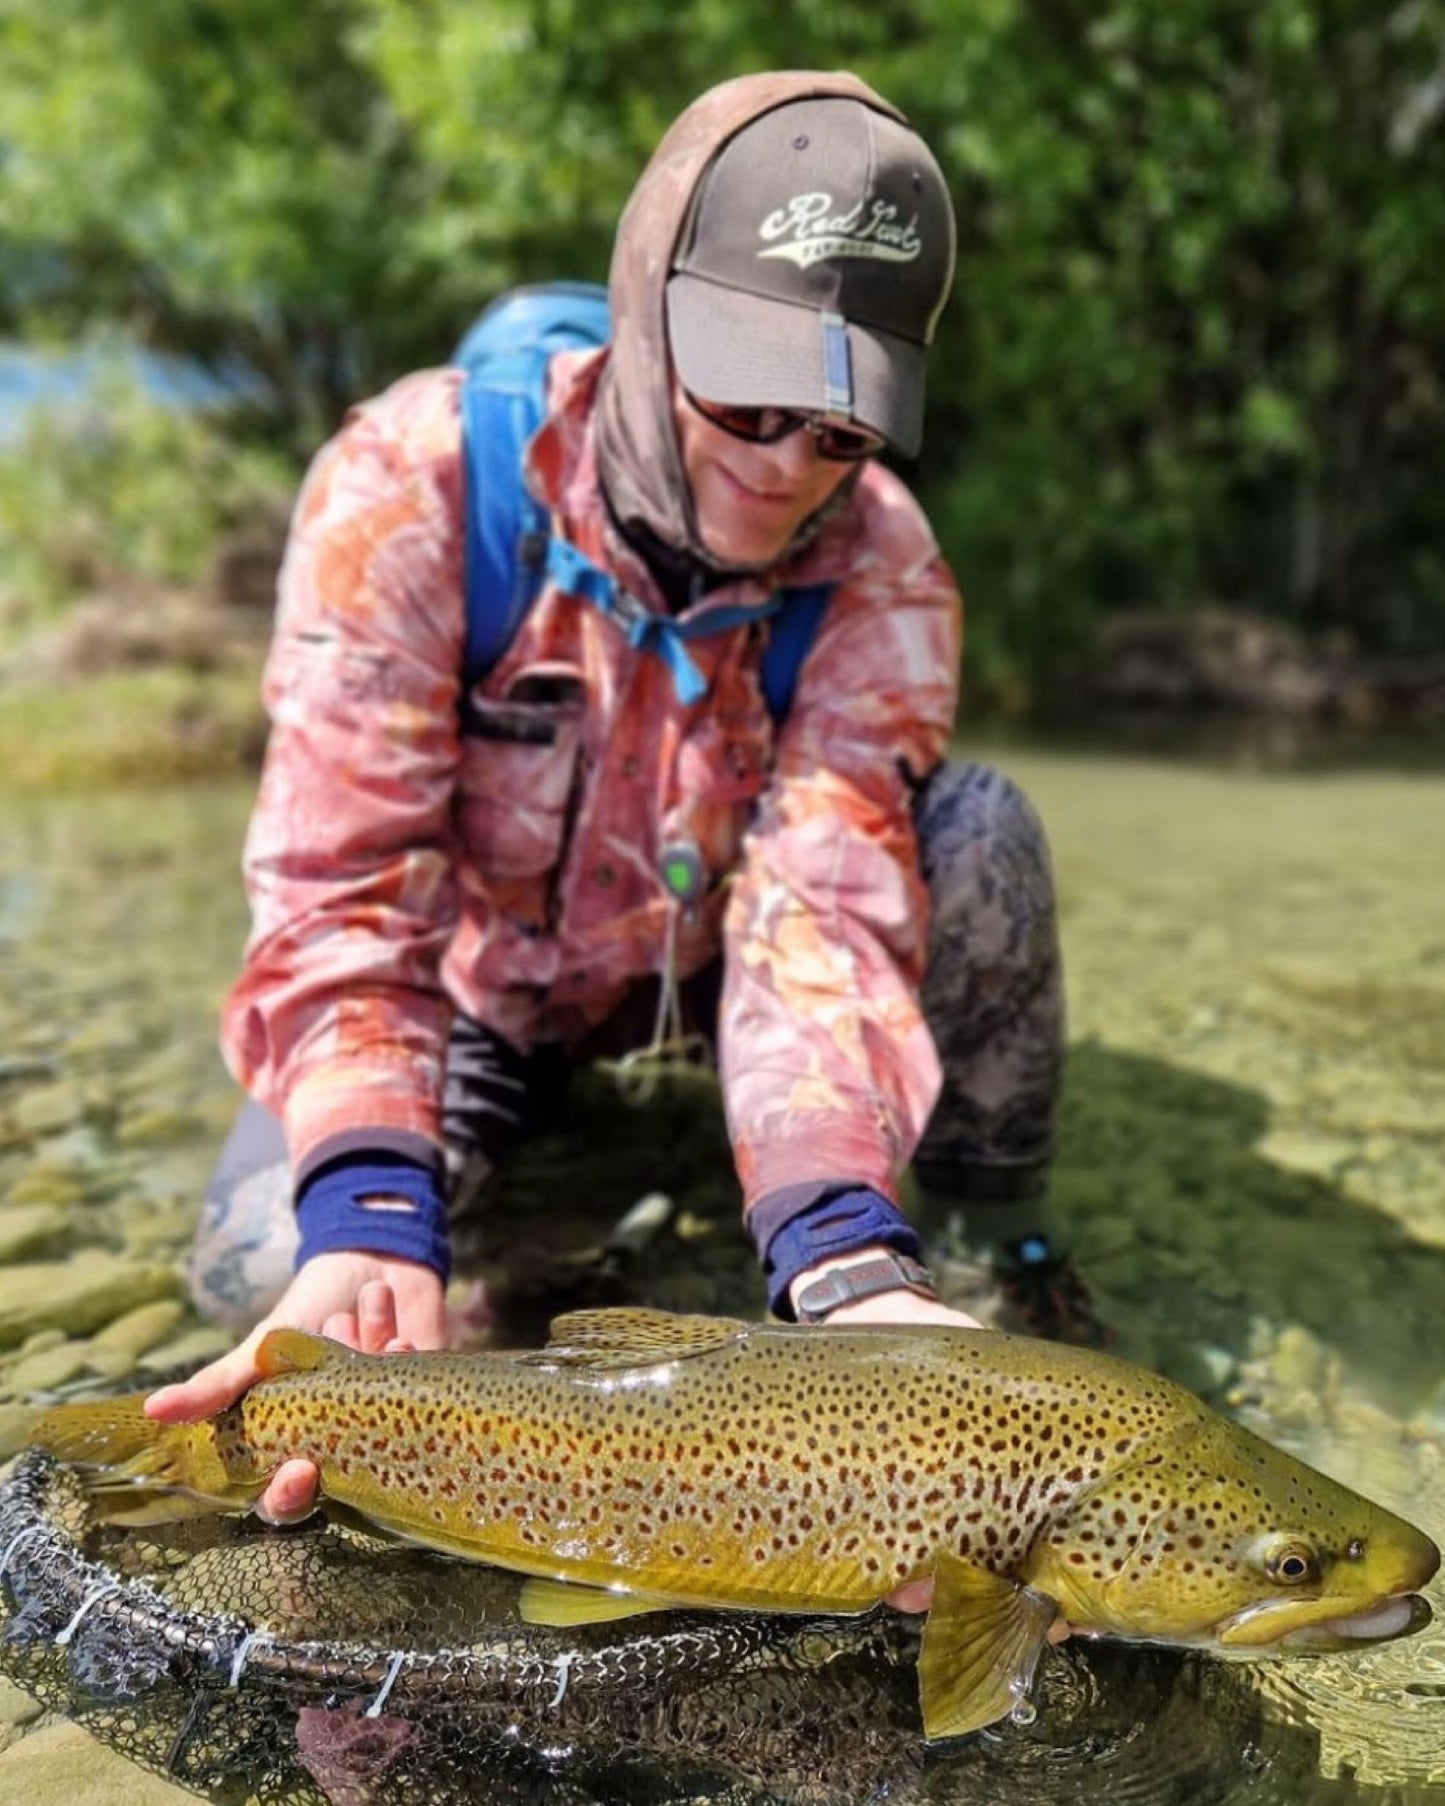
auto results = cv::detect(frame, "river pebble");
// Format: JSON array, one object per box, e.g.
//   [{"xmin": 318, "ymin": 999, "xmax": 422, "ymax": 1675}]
[
  {"xmin": 7, "ymin": 1081, "xmax": 90, "ymax": 1140},
  {"xmin": 0, "ymin": 1720, "xmax": 204, "ymax": 1805},
  {"xmin": 4, "ymin": 1342, "xmax": 93, "ymax": 1396},
  {"xmin": 0, "ymin": 1677, "xmax": 44, "ymax": 1756},
  {"xmin": 0, "ymin": 1206, "xmax": 69, "ymax": 1263},
  {"xmin": 0, "ymin": 1403, "xmax": 37, "ymax": 1460},
  {"xmin": 89, "ymin": 1299, "xmax": 186, "ymax": 1360},
  {"xmin": 139, "ymin": 1324, "xmax": 232, "ymax": 1372},
  {"xmin": 0, "ymin": 1254, "xmax": 179, "ymax": 1348},
  {"xmin": 3, "ymin": 1169, "xmax": 90, "ymax": 1210},
  {"xmin": 1270, "ymin": 1324, "xmax": 1329, "ymax": 1393}
]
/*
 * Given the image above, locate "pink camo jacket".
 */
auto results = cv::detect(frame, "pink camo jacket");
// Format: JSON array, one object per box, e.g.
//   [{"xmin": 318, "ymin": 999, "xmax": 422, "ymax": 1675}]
[{"xmin": 222, "ymin": 348, "xmax": 963, "ymax": 1223}]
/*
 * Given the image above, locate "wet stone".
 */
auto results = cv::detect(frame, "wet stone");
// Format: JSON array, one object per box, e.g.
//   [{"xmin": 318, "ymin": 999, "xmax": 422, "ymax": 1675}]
[
  {"xmin": 0, "ymin": 1255, "xmax": 180, "ymax": 1349},
  {"xmin": 0, "ymin": 1205, "xmax": 68, "ymax": 1263},
  {"xmin": 89, "ymin": 1299, "xmax": 186, "ymax": 1361},
  {"xmin": 7, "ymin": 1081, "xmax": 89, "ymax": 1140},
  {"xmin": 140, "ymin": 1324, "xmax": 231, "ymax": 1373},
  {"xmin": 17, "ymin": 1329, "xmax": 67, "ymax": 1357},
  {"xmin": 5, "ymin": 1341, "xmax": 92, "ymax": 1396},
  {"xmin": 115, "ymin": 1108, "xmax": 201, "ymax": 1150},
  {"xmin": 3, "ymin": 1170, "xmax": 89, "ymax": 1211},
  {"xmin": 0, "ymin": 1718, "xmax": 204, "ymax": 1806},
  {"xmin": 0, "ymin": 1402, "xmax": 38, "ymax": 1460},
  {"xmin": 1271, "ymin": 1324, "xmax": 1328, "ymax": 1393},
  {"xmin": 0, "ymin": 1674, "xmax": 44, "ymax": 1734}
]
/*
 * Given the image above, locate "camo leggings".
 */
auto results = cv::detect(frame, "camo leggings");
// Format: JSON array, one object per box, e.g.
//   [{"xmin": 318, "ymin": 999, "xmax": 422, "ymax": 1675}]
[{"xmin": 188, "ymin": 759, "xmax": 1064, "ymax": 1325}]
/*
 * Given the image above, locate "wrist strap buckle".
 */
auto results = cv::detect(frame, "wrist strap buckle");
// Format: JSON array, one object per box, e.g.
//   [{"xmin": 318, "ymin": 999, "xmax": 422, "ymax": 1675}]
[{"xmin": 793, "ymin": 1252, "xmax": 938, "ymax": 1324}]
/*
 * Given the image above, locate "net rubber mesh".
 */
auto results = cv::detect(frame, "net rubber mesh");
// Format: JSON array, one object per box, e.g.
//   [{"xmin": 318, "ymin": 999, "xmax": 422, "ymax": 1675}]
[{"xmin": 0, "ymin": 1449, "xmax": 1324, "ymax": 1806}]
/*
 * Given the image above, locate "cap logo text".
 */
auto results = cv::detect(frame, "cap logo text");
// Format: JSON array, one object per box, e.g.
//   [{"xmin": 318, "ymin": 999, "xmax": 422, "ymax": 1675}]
[{"xmin": 758, "ymin": 192, "xmax": 922, "ymax": 269}]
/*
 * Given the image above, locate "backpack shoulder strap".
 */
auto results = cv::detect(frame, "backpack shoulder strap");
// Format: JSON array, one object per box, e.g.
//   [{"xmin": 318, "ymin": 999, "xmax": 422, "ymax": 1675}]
[
  {"xmin": 457, "ymin": 353, "xmax": 552, "ymax": 689},
  {"xmin": 760, "ymin": 582, "xmax": 835, "ymax": 726},
  {"xmin": 455, "ymin": 281, "xmax": 611, "ymax": 691}
]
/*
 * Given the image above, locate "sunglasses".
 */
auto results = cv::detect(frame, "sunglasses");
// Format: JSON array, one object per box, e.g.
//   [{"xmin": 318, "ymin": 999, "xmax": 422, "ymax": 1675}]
[{"xmin": 685, "ymin": 391, "xmax": 886, "ymax": 463}]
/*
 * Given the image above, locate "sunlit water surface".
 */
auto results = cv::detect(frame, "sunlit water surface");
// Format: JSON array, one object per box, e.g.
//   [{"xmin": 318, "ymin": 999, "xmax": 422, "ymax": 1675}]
[{"xmin": 0, "ymin": 753, "xmax": 1442, "ymax": 1804}]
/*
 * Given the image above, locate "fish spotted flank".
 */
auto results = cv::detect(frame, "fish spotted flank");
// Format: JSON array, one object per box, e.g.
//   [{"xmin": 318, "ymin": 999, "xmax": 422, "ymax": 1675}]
[{"xmin": 32, "ymin": 1310, "xmax": 1439, "ymax": 1741}]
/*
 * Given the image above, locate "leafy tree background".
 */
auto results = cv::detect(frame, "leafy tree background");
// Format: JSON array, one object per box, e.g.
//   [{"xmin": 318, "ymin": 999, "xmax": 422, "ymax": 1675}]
[{"xmin": 2, "ymin": 0, "xmax": 1442, "ymax": 701}]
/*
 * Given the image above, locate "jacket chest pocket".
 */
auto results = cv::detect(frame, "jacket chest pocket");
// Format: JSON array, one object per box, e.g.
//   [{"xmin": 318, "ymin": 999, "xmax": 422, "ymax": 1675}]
[
  {"xmin": 455, "ymin": 669, "xmax": 584, "ymax": 886},
  {"xmin": 670, "ymin": 703, "xmax": 774, "ymax": 877}
]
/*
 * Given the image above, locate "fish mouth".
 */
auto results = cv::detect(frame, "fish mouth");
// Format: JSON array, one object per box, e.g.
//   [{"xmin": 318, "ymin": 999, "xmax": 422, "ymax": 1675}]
[{"xmin": 1216, "ymin": 1592, "xmax": 1433, "ymax": 1652}]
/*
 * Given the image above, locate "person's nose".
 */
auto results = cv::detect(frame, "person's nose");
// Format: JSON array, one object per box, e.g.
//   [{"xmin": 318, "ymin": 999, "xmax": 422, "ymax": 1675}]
[{"xmin": 763, "ymin": 422, "xmax": 822, "ymax": 482}]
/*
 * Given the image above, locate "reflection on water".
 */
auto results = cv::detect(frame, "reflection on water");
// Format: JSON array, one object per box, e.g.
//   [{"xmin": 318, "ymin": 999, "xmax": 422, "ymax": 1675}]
[{"xmin": 1, "ymin": 761, "xmax": 1443, "ymax": 1803}]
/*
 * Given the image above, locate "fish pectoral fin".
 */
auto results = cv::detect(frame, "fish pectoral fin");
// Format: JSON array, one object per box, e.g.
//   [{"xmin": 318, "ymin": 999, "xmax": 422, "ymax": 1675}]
[
  {"xmin": 524, "ymin": 1308, "xmax": 751, "ymax": 1370},
  {"xmin": 88, "ymin": 1488, "xmax": 248, "ymax": 1528},
  {"xmin": 255, "ymin": 1328, "xmax": 358, "ymax": 1378},
  {"xmin": 518, "ymin": 1576, "xmax": 677, "ymax": 1628},
  {"xmin": 917, "ymin": 1552, "xmax": 1058, "ymax": 1742}
]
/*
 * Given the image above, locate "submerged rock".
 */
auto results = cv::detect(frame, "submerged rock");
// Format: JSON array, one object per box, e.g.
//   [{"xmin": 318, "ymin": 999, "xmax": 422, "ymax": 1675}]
[{"xmin": 0, "ymin": 1256, "xmax": 178, "ymax": 1350}]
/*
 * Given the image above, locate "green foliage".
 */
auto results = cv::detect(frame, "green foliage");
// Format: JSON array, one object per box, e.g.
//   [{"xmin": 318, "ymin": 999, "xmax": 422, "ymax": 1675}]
[
  {"xmin": 2, "ymin": 0, "xmax": 1443, "ymax": 692},
  {"xmin": 0, "ymin": 664, "xmax": 265, "ymax": 790},
  {"xmin": 0, "ymin": 370, "xmax": 290, "ymax": 639}
]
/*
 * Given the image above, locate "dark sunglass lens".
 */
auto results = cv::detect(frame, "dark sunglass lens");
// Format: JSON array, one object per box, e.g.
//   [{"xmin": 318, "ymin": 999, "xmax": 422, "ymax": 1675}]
[{"xmin": 814, "ymin": 425, "xmax": 883, "ymax": 461}]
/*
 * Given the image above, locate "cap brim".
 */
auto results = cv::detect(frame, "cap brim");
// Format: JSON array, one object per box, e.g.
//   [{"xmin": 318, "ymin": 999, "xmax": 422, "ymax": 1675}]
[{"xmin": 666, "ymin": 273, "xmax": 927, "ymax": 459}]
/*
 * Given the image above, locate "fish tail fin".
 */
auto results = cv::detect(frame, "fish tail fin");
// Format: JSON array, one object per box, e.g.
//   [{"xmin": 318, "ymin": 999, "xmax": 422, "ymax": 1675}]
[
  {"xmin": 30, "ymin": 1395, "xmax": 253, "ymax": 1509},
  {"xmin": 31, "ymin": 1393, "xmax": 170, "ymax": 1473}
]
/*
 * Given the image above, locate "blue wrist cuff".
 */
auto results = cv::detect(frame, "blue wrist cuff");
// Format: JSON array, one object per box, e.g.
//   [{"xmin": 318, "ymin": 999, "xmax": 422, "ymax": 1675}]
[
  {"xmin": 294, "ymin": 1153, "xmax": 451, "ymax": 1284},
  {"xmin": 761, "ymin": 1188, "xmax": 922, "ymax": 1319}
]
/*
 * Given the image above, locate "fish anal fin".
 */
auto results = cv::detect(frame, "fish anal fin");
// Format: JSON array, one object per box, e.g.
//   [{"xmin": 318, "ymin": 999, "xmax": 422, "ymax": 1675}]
[
  {"xmin": 917, "ymin": 1551, "xmax": 1057, "ymax": 1742},
  {"xmin": 519, "ymin": 1576, "xmax": 676, "ymax": 1628},
  {"xmin": 255, "ymin": 1328, "xmax": 357, "ymax": 1379},
  {"xmin": 530, "ymin": 1308, "xmax": 749, "ymax": 1369}
]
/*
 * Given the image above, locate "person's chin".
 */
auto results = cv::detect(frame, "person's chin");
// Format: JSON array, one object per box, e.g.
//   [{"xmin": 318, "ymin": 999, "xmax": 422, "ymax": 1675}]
[{"xmin": 701, "ymin": 526, "xmax": 789, "ymax": 569}]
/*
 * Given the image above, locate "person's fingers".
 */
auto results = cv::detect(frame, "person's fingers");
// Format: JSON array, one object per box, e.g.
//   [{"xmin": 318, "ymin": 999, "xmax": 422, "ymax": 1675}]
[
  {"xmin": 255, "ymin": 1458, "xmax": 322, "ymax": 1524},
  {"xmin": 321, "ymin": 1310, "xmax": 360, "ymax": 1346},
  {"xmin": 383, "ymin": 1338, "xmax": 416, "ymax": 1354},
  {"xmin": 144, "ymin": 1328, "xmax": 266, "ymax": 1422},
  {"xmin": 885, "ymin": 1577, "xmax": 933, "ymax": 1612},
  {"xmin": 356, "ymin": 1281, "xmax": 399, "ymax": 1353},
  {"xmin": 394, "ymin": 1281, "xmax": 449, "ymax": 1351}
]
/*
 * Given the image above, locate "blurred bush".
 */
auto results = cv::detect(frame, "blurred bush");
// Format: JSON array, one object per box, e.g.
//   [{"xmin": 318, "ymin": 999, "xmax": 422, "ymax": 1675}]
[
  {"xmin": 0, "ymin": 372, "xmax": 292, "ymax": 644},
  {"xmin": 1, "ymin": 0, "xmax": 1442, "ymax": 702}
]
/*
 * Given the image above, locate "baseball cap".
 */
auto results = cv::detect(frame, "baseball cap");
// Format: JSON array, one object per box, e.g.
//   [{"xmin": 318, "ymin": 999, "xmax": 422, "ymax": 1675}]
[{"xmin": 665, "ymin": 96, "xmax": 956, "ymax": 459}]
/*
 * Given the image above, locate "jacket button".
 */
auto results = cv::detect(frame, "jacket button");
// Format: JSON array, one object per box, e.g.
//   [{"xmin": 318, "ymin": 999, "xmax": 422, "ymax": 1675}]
[
  {"xmin": 621, "ymin": 754, "xmax": 640, "ymax": 779},
  {"xmin": 595, "ymin": 863, "xmax": 616, "ymax": 887}
]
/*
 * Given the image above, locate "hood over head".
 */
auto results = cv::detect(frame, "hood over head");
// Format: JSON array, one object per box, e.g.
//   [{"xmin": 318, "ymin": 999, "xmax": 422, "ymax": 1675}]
[{"xmin": 596, "ymin": 71, "xmax": 956, "ymax": 571}]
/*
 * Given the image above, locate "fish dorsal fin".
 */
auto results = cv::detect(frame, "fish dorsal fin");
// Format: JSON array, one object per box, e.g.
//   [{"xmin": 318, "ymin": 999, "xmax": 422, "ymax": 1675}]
[
  {"xmin": 255, "ymin": 1328, "xmax": 357, "ymax": 1379},
  {"xmin": 524, "ymin": 1308, "xmax": 750, "ymax": 1370},
  {"xmin": 917, "ymin": 1551, "xmax": 1058, "ymax": 1742}
]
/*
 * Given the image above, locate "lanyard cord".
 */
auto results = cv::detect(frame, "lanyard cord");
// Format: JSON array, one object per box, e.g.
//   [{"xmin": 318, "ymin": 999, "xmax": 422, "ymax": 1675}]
[{"xmin": 605, "ymin": 839, "xmax": 713, "ymax": 1104}]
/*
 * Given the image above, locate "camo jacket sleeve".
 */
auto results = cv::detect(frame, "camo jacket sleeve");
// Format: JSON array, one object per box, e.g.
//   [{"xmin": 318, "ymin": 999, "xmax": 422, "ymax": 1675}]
[
  {"xmin": 722, "ymin": 471, "xmax": 962, "ymax": 1214},
  {"xmin": 219, "ymin": 371, "xmax": 467, "ymax": 1175}
]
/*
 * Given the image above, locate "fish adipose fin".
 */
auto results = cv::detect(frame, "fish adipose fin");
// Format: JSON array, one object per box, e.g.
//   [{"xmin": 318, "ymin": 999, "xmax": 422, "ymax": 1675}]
[
  {"xmin": 519, "ymin": 1576, "xmax": 678, "ymax": 1628},
  {"xmin": 526, "ymin": 1308, "xmax": 751, "ymax": 1370},
  {"xmin": 917, "ymin": 1551, "xmax": 1058, "ymax": 1742}
]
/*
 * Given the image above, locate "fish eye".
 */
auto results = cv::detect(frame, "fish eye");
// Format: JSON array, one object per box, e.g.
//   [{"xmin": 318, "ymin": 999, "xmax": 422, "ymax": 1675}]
[
  {"xmin": 1263, "ymin": 1540, "xmax": 1321, "ymax": 1585},
  {"xmin": 1346, "ymin": 1538, "xmax": 1365, "ymax": 1561}
]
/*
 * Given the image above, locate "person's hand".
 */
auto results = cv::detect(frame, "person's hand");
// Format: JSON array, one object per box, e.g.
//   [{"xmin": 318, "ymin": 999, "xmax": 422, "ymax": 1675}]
[
  {"xmin": 788, "ymin": 1247, "xmax": 1068, "ymax": 1639},
  {"xmin": 786, "ymin": 1245, "xmax": 984, "ymax": 1332},
  {"xmin": 144, "ymin": 1253, "xmax": 447, "ymax": 1523}
]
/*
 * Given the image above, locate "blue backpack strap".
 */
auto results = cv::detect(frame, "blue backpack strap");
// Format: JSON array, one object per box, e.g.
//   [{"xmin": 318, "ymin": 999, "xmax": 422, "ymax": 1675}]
[
  {"xmin": 458, "ymin": 360, "xmax": 550, "ymax": 686},
  {"xmin": 760, "ymin": 583, "xmax": 834, "ymax": 725},
  {"xmin": 455, "ymin": 283, "xmax": 609, "ymax": 689}
]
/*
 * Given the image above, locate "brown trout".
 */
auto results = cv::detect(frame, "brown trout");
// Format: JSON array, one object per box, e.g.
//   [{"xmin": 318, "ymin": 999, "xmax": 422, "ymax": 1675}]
[{"xmin": 32, "ymin": 1309, "xmax": 1439, "ymax": 1741}]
